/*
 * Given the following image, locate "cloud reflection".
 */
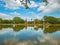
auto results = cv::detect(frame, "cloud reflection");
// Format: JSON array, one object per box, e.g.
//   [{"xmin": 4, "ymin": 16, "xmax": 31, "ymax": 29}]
[
  {"xmin": 0, "ymin": 26, "xmax": 60, "ymax": 45},
  {"xmin": 3, "ymin": 34, "xmax": 60, "ymax": 45}
]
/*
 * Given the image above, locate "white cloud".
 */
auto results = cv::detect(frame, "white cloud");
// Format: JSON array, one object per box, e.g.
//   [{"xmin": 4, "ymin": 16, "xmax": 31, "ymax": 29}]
[
  {"xmin": 28, "ymin": 1, "xmax": 38, "ymax": 8},
  {"xmin": 2, "ymin": 0, "xmax": 60, "ymax": 12},
  {"xmin": 0, "ymin": 13, "xmax": 12, "ymax": 20},
  {"xmin": 4, "ymin": 0, "xmax": 22, "ymax": 10},
  {"xmin": 38, "ymin": 0, "xmax": 60, "ymax": 13},
  {"xmin": 3, "ymin": 0, "xmax": 38, "ymax": 9},
  {"xmin": 37, "ymin": 2, "xmax": 46, "ymax": 11},
  {"xmin": 2, "ymin": 12, "xmax": 22, "ymax": 19},
  {"xmin": 0, "ymin": 28, "xmax": 13, "ymax": 35},
  {"xmin": 37, "ymin": 34, "xmax": 60, "ymax": 45},
  {"xmin": 0, "ymin": 12, "xmax": 23, "ymax": 20},
  {"xmin": 38, "ymin": 5, "xmax": 45, "ymax": 11},
  {"xmin": 10, "ymin": 12, "xmax": 21, "ymax": 17},
  {"xmin": 11, "ymin": 12, "xmax": 28, "ymax": 20}
]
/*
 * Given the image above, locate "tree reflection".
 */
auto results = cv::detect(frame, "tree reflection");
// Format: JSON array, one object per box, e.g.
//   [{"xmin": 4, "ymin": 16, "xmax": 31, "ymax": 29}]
[
  {"xmin": 0, "ymin": 25, "xmax": 60, "ymax": 33},
  {"xmin": 0, "ymin": 25, "xmax": 2, "ymax": 30},
  {"xmin": 0, "ymin": 25, "xmax": 25, "ymax": 32},
  {"xmin": 13, "ymin": 25, "xmax": 25, "ymax": 32},
  {"xmin": 34, "ymin": 27, "xmax": 39, "ymax": 30},
  {"xmin": 0, "ymin": 25, "xmax": 13, "ymax": 30},
  {"xmin": 34, "ymin": 26, "xmax": 43, "ymax": 31},
  {"xmin": 44, "ymin": 26, "xmax": 60, "ymax": 33}
]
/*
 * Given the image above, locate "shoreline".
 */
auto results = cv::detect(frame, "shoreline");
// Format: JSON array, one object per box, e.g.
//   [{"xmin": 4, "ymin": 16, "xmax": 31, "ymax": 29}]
[{"xmin": 0, "ymin": 24, "xmax": 60, "ymax": 26}]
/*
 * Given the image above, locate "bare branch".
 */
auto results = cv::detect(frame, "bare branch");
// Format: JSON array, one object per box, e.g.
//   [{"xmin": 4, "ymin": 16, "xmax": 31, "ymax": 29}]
[{"xmin": 19, "ymin": 0, "xmax": 48, "ymax": 9}]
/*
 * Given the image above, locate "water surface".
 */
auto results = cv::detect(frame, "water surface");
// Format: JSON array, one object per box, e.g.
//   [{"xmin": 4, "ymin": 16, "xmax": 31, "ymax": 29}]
[{"xmin": 0, "ymin": 25, "xmax": 60, "ymax": 45}]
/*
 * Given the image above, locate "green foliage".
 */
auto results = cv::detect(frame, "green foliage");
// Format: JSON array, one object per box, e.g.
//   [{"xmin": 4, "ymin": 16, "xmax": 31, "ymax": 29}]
[
  {"xmin": 0, "ymin": 16, "xmax": 60, "ymax": 24},
  {"xmin": 34, "ymin": 19, "xmax": 42, "ymax": 24},
  {"xmin": 13, "ymin": 25, "xmax": 25, "ymax": 32},
  {"xmin": 0, "ymin": 18, "xmax": 3, "ymax": 23},
  {"xmin": 2, "ymin": 20, "xmax": 13, "ymax": 24},
  {"xmin": 13, "ymin": 17, "xmax": 25, "ymax": 24},
  {"xmin": 43, "ymin": 16, "xmax": 59, "ymax": 24},
  {"xmin": 44, "ymin": 25, "xmax": 60, "ymax": 33},
  {"xmin": 57, "ymin": 18, "xmax": 60, "ymax": 24}
]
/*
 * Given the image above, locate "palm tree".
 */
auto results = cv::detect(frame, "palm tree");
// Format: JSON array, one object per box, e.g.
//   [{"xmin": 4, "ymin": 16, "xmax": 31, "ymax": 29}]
[
  {"xmin": 20, "ymin": 0, "xmax": 48, "ymax": 9},
  {"xmin": 20, "ymin": 0, "xmax": 30, "ymax": 9},
  {"xmin": 43, "ymin": 0, "xmax": 48, "ymax": 5}
]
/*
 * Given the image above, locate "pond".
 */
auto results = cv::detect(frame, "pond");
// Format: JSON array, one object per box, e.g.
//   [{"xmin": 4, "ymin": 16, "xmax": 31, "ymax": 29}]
[{"xmin": 0, "ymin": 25, "xmax": 60, "ymax": 45}]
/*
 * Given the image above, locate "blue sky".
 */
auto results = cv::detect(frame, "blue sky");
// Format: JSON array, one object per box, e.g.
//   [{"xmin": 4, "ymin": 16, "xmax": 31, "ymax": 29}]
[{"xmin": 0, "ymin": 0, "xmax": 60, "ymax": 21}]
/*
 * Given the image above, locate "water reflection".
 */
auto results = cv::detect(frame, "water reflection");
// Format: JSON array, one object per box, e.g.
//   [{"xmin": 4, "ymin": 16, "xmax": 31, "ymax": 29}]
[
  {"xmin": 4, "ymin": 37, "xmax": 60, "ymax": 45},
  {"xmin": 0, "ymin": 25, "xmax": 60, "ymax": 45},
  {"xmin": 44, "ymin": 25, "xmax": 60, "ymax": 33},
  {"xmin": 13, "ymin": 25, "xmax": 25, "ymax": 32}
]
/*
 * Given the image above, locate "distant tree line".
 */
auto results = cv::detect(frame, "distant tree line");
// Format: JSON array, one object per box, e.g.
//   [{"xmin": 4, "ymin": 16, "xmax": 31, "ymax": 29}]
[
  {"xmin": 0, "ymin": 16, "xmax": 60, "ymax": 24},
  {"xmin": 0, "ymin": 17, "xmax": 25, "ymax": 24},
  {"xmin": 43, "ymin": 16, "xmax": 60, "ymax": 24}
]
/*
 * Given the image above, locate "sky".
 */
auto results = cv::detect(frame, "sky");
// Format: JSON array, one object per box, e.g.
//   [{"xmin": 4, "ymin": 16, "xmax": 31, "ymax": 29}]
[{"xmin": 0, "ymin": 0, "xmax": 60, "ymax": 21}]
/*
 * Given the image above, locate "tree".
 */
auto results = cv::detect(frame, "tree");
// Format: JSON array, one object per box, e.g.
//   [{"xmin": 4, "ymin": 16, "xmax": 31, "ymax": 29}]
[
  {"xmin": 13, "ymin": 17, "xmax": 25, "ymax": 24},
  {"xmin": 20, "ymin": 0, "xmax": 30, "ymax": 9},
  {"xmin": 2, "ymin": 20, "xmax": 10, "ymax": 24},
  {"xmin": 34, "ymin": 19, "xmax": 41, "ymax": 24},
  {"xmin": 43, "ymin": 16, "xmax": 58, "ymax": 24},
  {"xmin": 0, "ymin": 18, "xmax": 3, "ymax": 24},
  {"xmin": 57, "ymin": 18, "xmax": 60, "ymax": 24}
]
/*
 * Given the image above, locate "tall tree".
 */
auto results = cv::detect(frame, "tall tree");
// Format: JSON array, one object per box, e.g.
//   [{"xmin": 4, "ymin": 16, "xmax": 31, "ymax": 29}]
[{"xmin": 13, "ymin": 17, "xmax": 25, "ymax": 24}]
